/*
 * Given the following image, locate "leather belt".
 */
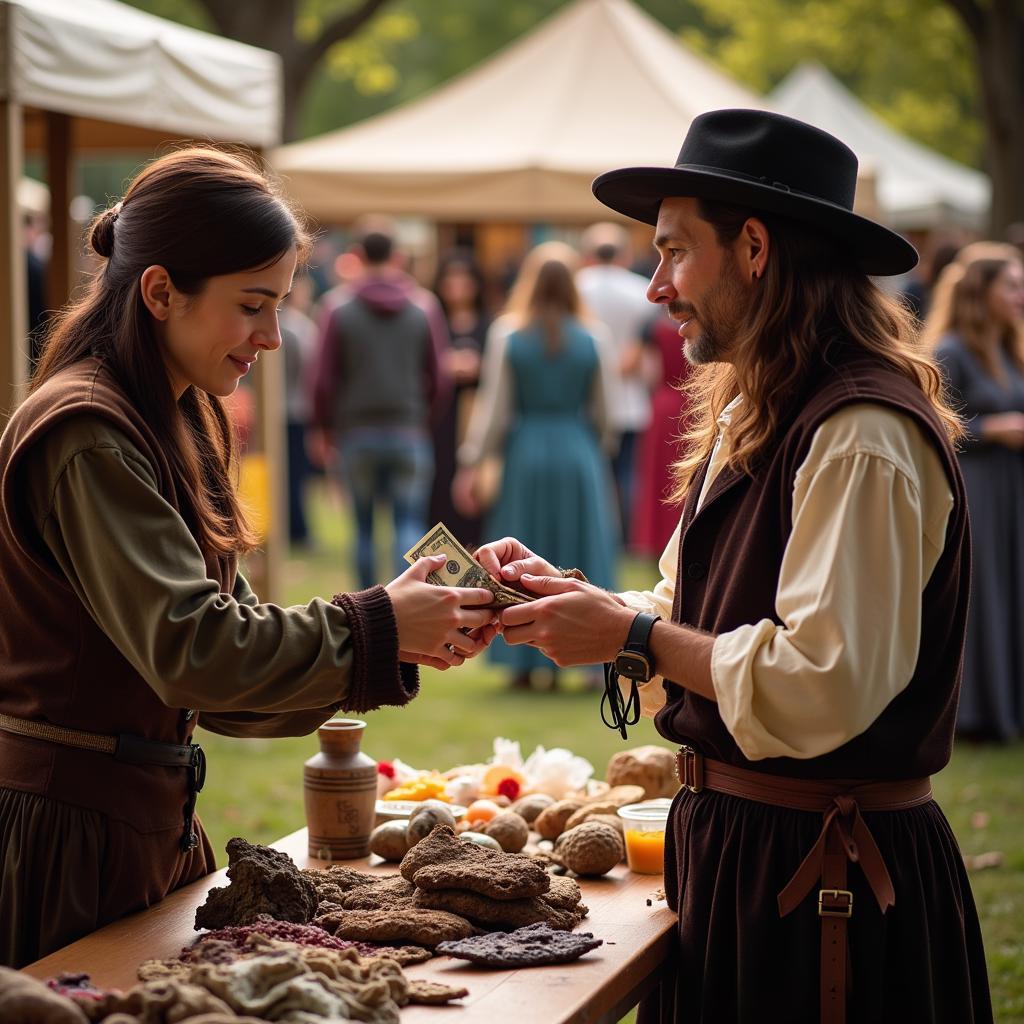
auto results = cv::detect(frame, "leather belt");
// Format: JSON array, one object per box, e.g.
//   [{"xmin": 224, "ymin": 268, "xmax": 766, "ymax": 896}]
[
  {"xmin": 676, "ymin": 745, "xmax": 932, "ymax": 1024},
  {"xmin": 0, "ymin": 712, "xmax": 206, "ymax": 852}
]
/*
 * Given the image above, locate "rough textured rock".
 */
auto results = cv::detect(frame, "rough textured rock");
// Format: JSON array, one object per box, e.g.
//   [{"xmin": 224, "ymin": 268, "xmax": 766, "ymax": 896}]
[
  {"xmin": 406, "ymin": 980, "xmax": 469, "ymax": 1005},
  {"xmin": 435, "ymin": 922, "xmax": 603, "ymax": 967},
  {"xmin": 0, "ymin": 967, "xmax": 88, "ymax": 1023},
  {"xmin": 534, "ymin": 799, "xmax": 585, "ymax": 839},
  {"xmin": 606, "ymin": 745, "xmax": 680, "ymax": 799},
  {"xmin": 195, "ymin": 838, "xmax": 318, "ymax": 930},
  {"xmin": 337, "ymin": 876, "xmax": 417, "ymax": 912},
  {"xmin": 554, "ymin": 821, "xmax": 625, "ymax": 877},
  {"xmin": 401, "ymin": 825, "xmax": 549, "ymax": 899},
  {"xmin": 412, "ymin": 886, "xmax": 587, "ymax": 931},
  {"xmin": 315, "ymin": 907, "xmax": 475, "ymax": 947},
  {"xmin": 481, "ymin": 811, "xmax": 530, "ymax": 853}
]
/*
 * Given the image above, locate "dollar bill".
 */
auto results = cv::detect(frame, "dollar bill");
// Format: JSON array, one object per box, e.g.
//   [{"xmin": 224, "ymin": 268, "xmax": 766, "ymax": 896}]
[{"xmin": 404, "ymin": 522, "xmax": 535, "ymax": 607}]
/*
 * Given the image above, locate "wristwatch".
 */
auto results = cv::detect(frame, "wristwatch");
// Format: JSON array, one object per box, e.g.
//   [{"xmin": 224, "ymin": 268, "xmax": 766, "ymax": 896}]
[{"xmin": 614, "ymin": 612, "xmax": 660, "ymax": 682}]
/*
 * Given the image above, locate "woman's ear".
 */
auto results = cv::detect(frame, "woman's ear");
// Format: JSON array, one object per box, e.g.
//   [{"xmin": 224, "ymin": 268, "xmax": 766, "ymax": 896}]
[
  {"xmin": 741, "ymin": 217, "xmax": 770, "ymax": 281},
  {"xmin": 139, "ymin": 265, "xmax": 174, "ymax": 321}
]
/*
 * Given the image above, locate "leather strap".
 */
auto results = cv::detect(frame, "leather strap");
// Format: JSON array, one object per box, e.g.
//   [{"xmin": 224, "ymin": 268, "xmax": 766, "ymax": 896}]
[
  {"xmin": 0, "ymin": 712, "xmax": 206, "ymax": 851},
  {"xmin": 675, "ymin": 746, "xmax": 932, "ymax": 1024}
]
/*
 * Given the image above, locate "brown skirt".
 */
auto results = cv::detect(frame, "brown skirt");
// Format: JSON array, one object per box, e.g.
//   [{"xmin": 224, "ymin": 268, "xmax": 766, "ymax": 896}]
[
  {"xmin": 638, "ymin": 788, "xmax": 993, "ymax": 1024},
  {"xmin": 0, "ymin": 787, "xmax": 215, "ymax": 968}
]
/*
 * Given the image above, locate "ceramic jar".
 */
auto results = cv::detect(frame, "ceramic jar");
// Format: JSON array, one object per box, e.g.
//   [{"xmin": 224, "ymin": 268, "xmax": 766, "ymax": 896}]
[{"xmin": 303, "ymin": 718, "xmax": 377, "ymax": 860}]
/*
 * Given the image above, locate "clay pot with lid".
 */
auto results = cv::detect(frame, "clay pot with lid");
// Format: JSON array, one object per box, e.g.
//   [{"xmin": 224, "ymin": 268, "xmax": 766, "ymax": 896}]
[{"xmin": 304, "ymin": 718, "xmax": 377, "ymax": 860}]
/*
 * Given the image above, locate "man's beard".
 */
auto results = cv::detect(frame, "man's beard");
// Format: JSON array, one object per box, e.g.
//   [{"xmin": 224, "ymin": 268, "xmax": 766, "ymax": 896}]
[{"xmin": 675, "ymin": 261, "xmax": 750, "ymax": 366}]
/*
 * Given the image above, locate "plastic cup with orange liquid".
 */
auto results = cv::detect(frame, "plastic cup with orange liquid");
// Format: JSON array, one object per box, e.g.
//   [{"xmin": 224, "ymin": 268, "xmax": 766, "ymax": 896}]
[{"xmin": 617, "ymin": 799, "xmax": 672, "ymax": 874}]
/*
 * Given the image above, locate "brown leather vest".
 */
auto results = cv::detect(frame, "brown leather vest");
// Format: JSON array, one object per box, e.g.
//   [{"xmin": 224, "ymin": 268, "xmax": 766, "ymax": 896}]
[
  {"xmin": 656, "ymin": 349, "xmax": 970, "ymax": 780},
  {"xmin": 0, "ymin": 359, "xmax": 234, "ymax": 830}
]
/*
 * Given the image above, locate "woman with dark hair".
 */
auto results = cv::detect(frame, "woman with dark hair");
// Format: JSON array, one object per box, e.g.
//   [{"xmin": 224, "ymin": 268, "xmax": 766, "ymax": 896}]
[
  {"xmin": 428, "ymin": 250, "xmax": 491, "ymax": 547},
  {"xmin": 454, "ymin": 242, "xmax": 617, "ymax": 690},
  {"xmin": 925, "ymin": 242, "xmax": 1024, "ymax": 740},
  {"xmin": 0, "ymin": 148, "xmax": 495, "ymax": 967}
]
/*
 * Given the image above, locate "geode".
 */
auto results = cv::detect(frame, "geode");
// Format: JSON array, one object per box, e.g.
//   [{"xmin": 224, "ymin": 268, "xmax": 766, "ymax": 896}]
[
  {"xmin": 435, "ymin": 922, "xmax": 603, "ymax": 967},
  {"xmin": 195, "ymin": 838, "xmax": 319, "ymax": 931}
]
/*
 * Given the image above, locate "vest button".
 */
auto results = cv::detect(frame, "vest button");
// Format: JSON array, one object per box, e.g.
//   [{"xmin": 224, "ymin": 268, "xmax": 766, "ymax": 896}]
[
  {"xmin": 183, "ymin": 709, "xmax": 195, "ymax": 721},
  {"xmin": 686, "ymin": 562, "xmax": 707, "ymax": 581}
]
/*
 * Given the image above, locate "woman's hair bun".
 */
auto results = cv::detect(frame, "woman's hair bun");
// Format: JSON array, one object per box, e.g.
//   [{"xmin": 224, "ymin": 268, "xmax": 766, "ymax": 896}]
[{"xmin": 90, "ymin": 204, "xmax": 121, "ymax": 259}]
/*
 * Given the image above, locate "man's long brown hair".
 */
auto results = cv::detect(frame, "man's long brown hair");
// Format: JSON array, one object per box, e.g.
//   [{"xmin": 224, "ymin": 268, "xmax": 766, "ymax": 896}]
[
  {"xmin": 33, "ymin": 147, "xmax": 310, "ymax": 561},
  {"xmin": 669, "ymin": 200, "xmax": 964, "ymax": 502}
]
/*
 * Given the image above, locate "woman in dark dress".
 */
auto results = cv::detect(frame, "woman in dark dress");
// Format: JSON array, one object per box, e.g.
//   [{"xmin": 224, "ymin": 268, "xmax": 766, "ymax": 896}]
[
  {"xmin": 428, "ymin": 252, "xmax": 491, "ymax": 547},
  {"xmin": 926, "ymin": 242, "xmax": 1024, "ymax": 740}
]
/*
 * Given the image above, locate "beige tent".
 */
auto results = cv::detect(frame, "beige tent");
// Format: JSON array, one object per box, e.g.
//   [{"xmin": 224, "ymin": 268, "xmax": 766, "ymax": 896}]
[
  {"xmin": 771, "ymin": 64, "xmax": 989, "ymax": 231},
  {"xmin": 0, "ymin": 0, "xmax": 286, "ymax": 593},
  {"xmin": 273, "ymin": 0, "xmax": 764, "ymax": 223}
]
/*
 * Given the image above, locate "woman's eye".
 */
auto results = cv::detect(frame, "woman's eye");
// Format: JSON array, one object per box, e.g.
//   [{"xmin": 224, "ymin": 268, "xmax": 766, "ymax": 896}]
[{"xmin": 241, "ymin": 305, "xmax": 261, "ymax": 316}]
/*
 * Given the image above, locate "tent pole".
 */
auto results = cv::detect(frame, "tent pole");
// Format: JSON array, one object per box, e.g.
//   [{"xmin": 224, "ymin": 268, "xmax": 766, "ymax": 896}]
[
  {"xmin": 0, "ymin": 98, "xmax": 27, "ymax": 424},
  {"xmin": 45, "ymin": 111, "xmax": 74, "ymax": 312}
]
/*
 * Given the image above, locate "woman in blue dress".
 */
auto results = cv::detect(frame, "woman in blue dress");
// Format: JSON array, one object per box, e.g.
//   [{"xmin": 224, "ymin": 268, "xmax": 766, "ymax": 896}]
[{"xmin": 455, "ymin": 242, "xmax": 618, "ymax": 689}]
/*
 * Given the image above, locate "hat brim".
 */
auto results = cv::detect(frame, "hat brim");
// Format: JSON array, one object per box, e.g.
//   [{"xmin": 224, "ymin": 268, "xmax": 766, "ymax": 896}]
[{"xmin": 592, "ymin": 166, "xmax": 918, "ymax": 277}]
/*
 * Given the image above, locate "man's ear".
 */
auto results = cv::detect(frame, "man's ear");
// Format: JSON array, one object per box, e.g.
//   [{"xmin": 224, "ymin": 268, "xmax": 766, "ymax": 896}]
[
  {"xmin": 740, "ymin": 217, "xmax": 770, "ymax": 281},
  {"xmin": 139, "ymin": 265, "xmax": 174, "ymax": 321}
]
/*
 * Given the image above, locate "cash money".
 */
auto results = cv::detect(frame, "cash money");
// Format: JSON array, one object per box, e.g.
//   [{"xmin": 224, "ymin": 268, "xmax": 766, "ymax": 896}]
[{"xmin": 404, "ymin": 523, "xmax": 535, "ymax": 607}]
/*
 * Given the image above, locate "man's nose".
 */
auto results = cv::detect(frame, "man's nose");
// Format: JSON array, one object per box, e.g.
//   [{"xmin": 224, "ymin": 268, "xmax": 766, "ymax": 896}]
[{"xmin": 647, "ymin": 267, "xmax": 674, "ymax": 304}]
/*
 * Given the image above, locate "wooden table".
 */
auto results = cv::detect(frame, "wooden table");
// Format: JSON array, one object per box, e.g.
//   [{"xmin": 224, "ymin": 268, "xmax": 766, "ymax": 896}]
[{"xmin": 23, "ymin": 829, "xmax": 676, "ymax": 1024}]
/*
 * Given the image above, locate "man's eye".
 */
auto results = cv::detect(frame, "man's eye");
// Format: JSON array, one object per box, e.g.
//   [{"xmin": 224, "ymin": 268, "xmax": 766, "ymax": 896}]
[{"xmin": 241, "ymin": 305, "xmax": 261, "ymax": 316}]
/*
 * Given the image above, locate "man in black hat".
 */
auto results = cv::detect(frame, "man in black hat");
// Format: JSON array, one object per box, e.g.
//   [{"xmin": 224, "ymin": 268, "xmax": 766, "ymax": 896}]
[{"xmin": 476, "ymin": 109, "xmax": 991, "ymax": 1023}]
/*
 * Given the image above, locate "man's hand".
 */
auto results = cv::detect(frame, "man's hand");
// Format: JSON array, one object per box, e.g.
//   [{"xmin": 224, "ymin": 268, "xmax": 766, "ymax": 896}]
[
  {"xmin": 386, "ymin": 555, "xmax": 497, "ymax": 669},
  {"xmin": 499, "ymin": 574, "xmax": 634, "ymax": 667},
  {"xmin": 474, "ymin": 536, "xmax": 560, "ymax": 583}
]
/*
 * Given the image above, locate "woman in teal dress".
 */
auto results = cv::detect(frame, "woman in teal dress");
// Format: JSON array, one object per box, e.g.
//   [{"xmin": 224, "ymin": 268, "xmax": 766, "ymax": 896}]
[{"xmin": 455, "ymin": 242, "xmax": 618, "ymax": 688}]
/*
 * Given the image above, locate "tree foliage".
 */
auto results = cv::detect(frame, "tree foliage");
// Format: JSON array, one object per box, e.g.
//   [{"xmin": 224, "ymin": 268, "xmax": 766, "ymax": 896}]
[{"xmin": 125, "ymin": 0, "xmax": 982, "ymax": 172}]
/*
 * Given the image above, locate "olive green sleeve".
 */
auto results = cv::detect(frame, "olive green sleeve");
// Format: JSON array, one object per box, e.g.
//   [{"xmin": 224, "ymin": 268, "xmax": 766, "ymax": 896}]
[{"xmin": 29, "ymin": 416, "xmax": 418, "ymax": 730}]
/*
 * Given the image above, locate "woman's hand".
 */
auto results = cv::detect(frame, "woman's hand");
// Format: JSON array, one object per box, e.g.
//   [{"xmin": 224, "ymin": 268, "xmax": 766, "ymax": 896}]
[
  {"xmin": 386, "ymin": 555, "xmax": 497, "ymax": 669},
  {"xmin": 982, "ymin": 411, "xmax": 1024, "ymax": 449},
  {"xmin": 474, "ymin": 536, "xmax": 560, "ymax": 583},
  {"xmin": 499, "ymin": 574, "xmax": 634, "ymax": 667}
]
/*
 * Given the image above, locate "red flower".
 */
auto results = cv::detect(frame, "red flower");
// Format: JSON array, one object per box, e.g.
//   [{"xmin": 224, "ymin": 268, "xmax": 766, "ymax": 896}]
[
  {"xmin": 377, "ymin": 761, "xmax": 396, "ymax": 779},
  {"xmin": 497, "ymin": 777, "xmax": 521, "ymax": 800}
]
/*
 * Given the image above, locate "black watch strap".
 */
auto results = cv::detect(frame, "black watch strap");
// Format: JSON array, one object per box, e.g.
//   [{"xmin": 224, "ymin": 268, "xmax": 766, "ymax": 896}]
[{"xmin": 625, "ymin": 611, "xmax": 660, "ymax": 655}]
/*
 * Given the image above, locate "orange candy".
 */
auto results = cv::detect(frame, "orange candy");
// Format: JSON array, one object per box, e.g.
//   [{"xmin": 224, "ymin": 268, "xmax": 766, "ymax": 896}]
[{"xmin": 464, "ymin": 798, "xmax": 503, "ymax": 823}]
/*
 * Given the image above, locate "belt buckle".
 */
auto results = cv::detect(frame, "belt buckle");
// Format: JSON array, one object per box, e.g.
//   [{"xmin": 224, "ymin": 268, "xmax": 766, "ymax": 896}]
[
  {"xmin": 818, "ymin": 888, "xmax": 853, "ymax": 918},
  {"xmin": 677, "ymin": 745, "xmax": 704, "ymax": 793},
  {"xmin": 189, "ymin": 743, "xmax": 207, "ymax": 793}
]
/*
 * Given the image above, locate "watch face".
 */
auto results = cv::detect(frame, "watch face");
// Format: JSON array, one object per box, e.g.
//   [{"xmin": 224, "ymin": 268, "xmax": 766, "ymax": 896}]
[{"xmin": 615, "ymin": 651, "xmax": 652, "ymax": 682}]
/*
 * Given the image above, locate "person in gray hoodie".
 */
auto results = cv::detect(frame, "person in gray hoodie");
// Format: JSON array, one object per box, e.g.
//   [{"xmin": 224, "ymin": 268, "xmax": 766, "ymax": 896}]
[{"xmin": 311, "ymin": 229, "xmax": 449, "ymax": 587}]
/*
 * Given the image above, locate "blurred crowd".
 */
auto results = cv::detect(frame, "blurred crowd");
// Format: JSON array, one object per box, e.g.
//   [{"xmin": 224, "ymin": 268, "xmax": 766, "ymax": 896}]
[{"xmin": 266, "ymin": 221, "xmax": 1024, "ymax": 719}]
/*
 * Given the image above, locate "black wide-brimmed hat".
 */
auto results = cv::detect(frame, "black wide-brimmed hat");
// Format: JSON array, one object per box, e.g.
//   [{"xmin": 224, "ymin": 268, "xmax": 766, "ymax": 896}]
[{"xmin": 592, "ymin": 108, "xmax": 917, "ymax": 276}]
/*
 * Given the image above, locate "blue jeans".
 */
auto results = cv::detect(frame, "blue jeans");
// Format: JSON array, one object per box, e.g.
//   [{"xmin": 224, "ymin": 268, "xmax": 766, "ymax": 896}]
[{"xmin": 338, "ymin": 428, "xmax": 433, "ymax": 589}]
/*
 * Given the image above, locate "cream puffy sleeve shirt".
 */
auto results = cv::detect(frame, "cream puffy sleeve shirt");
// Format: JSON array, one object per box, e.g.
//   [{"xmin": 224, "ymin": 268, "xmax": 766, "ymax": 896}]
[{"xmin": 617, "ymin": 400, "xmax": 954, "ymax": 761}]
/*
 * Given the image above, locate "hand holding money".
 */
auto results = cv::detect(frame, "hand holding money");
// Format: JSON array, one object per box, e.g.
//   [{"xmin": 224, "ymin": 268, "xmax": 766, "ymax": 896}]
[{"xmin": 404, "ymin": 523, "xmax": 539, "ymax": 610}]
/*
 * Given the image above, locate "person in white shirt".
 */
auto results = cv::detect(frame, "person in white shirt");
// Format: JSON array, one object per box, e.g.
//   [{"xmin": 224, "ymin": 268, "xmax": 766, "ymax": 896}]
[
  {"xmin": 576, "ymin": 222, "xmax": 653, "ymax": 541},
  {"xmin": 476, "ymin": 109, "xmax": 991, "ymax": 1024}
]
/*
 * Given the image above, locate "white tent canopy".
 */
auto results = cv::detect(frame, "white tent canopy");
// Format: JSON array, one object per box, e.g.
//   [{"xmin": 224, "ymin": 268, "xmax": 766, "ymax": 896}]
[
  {"xmin": 272, "ymin": 0, "xmax": 764, "ymax": 223},
  {"xmin": 770, "ymin": 63, "xmax": 989, "ymax": 231},
  {"xmin": 0, "ymin": 0, "xmax": 281, "ymax": 148}
]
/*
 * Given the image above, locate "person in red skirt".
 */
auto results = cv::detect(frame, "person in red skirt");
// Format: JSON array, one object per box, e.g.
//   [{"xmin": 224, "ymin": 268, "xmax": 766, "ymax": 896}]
[{"xmin": 477, "ymin": 109, "xmax": 991, "ymax": 1023}]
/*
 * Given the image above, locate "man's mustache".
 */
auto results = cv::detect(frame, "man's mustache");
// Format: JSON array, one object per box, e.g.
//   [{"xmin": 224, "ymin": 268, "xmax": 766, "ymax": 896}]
[{"xmin": 668, "ymin": 301, "xmax": 695, "ymax": 318}]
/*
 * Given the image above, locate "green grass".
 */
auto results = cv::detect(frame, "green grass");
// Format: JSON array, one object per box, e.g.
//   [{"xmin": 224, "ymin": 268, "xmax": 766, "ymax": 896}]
[{"xmin": 199, "ymin": 481, "xmax": 1023, "ymax": 1022}]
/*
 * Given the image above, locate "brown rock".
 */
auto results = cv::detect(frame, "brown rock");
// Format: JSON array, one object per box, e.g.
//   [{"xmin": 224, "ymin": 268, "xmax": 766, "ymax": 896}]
[
  {"xmin": 406, "ymin": 980, "xmax": 469, "ymax": 1005},
  {"xmin": 195, "ymin": 838, "xmax": 319, "ymax": 931},
  {"xmin": 339, "ymin": 876, "xmax": 417, "ymax": 911},
  {"xmin": 534, "ymin": 799, "xmax": 585, "ymax": 839},
  {"xmin": 435, "ymin": 922, "xmax": 603, "ymax": 967},
  {"xmin": 554, "ymin": 822, "xmax": 625, "ymax": 877},
  {"xmin": 481, "ymin": 811, "xmax": 530, "ymax": 852},
  {"xmin": 508, "ymin": 793, "xmax": 555, "ymax": 823},
  {"xmin": 413, "ymin": 886, "xmax": 587, "ymax": 931},
  {"xmin": 400, "ymin": 825, "xmax": 549, "ymax": 899},
  {"xmin": 606, "ymin": 746, "xmax": 680, "ymax": 799},
  {"xmin": 315, "ymin": 908, "xmax": 475, "ymax": 947}
]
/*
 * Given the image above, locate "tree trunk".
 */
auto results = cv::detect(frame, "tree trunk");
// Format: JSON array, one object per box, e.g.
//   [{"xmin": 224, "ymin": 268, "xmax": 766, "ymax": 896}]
[
  {"xmin": 196, "ymin": 0, "xmax": 390, "ymax": 143},
  {"xmin": 976, "ymin": 3, "xmax": 1024, "ymax": 236},
  {"xmin": 947, "ymin": 0, "xmax": 1024, "ymax": 237}
]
